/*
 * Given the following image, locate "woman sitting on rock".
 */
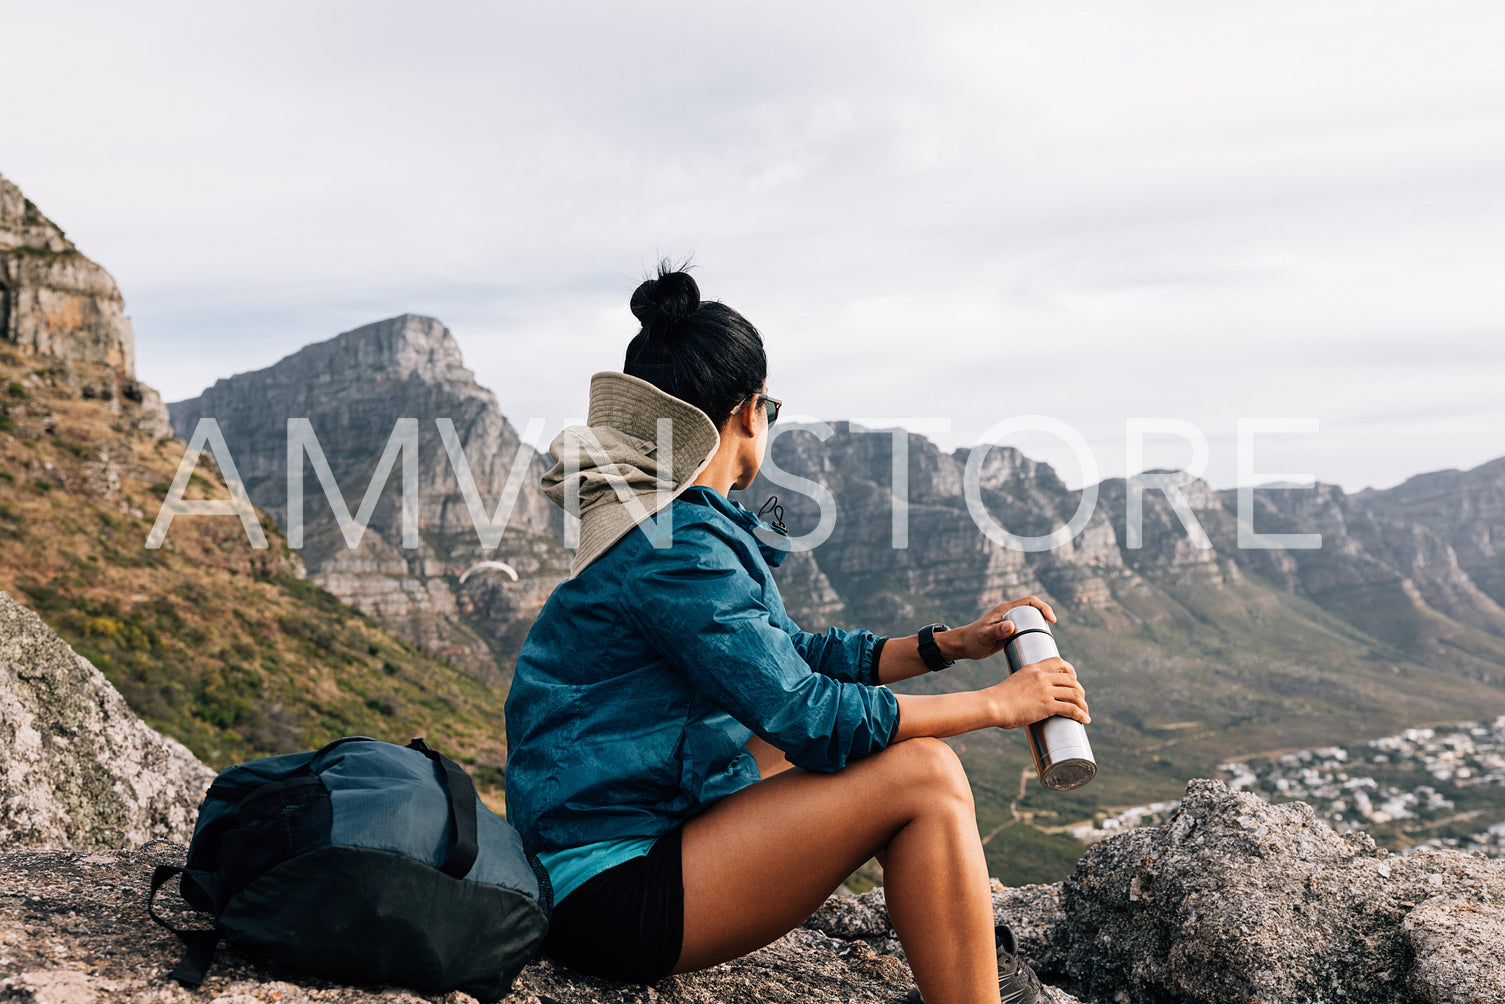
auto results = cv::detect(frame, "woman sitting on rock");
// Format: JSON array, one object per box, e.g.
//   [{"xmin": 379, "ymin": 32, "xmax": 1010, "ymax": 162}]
[{"xmin": 504, "ymin": 263, "xmax": 1091, "ymax": 1004}]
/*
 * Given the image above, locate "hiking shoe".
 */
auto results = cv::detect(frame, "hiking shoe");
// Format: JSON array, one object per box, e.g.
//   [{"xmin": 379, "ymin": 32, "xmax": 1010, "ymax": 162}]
[
  {"xmin": 904, "ymin": 924, "xmax": 1045, "ymax": 1003},
  {"xmin": 994, "ymin": 924, "xmax": 1045, "ymax": 1003}
]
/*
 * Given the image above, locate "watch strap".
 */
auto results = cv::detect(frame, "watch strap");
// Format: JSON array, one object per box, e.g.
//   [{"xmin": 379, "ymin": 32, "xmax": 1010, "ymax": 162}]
[{"xmin": 917, "ymin": 623, "xmax": 954, "ymax": 672}]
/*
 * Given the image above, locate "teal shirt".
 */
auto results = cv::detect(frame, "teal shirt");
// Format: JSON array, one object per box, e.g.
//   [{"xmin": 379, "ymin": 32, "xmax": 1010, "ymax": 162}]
[{"xmin": 537, "ymin": 836, "xmax": 659, "ymax": 903}]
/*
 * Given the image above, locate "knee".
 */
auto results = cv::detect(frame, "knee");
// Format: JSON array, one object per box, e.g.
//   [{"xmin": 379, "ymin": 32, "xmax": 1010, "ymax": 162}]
[{"xmin": 886, "ymin": 737, "xmax": 973, "ymax": 809}]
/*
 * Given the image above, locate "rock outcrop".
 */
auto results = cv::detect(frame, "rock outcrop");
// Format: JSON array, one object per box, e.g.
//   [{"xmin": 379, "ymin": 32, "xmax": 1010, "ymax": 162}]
[
  {"xmin": 0, "ymin": 171, "xmax": 172, "ymax": 438},
  {"xmin": 792, "ymin": 779, "xmax": 1505, "ymax": 1004},
  {"xmin": 167, "ymin": 315, "xmax": 569, "ymax": 683},
  {"xmin": 0, "ymin": 588, "xmax": 213, "ymax": 850},
  {"xmin": 1054, "ymin": 779, "xmax": 1505, "ymax": 1003},
  {"xmin": 0, "ymin": 172, "xmax": 133, "ymax": 375}
]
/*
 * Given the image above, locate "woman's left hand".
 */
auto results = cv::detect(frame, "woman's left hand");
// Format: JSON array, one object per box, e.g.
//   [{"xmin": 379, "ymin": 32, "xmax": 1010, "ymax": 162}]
[{"xmin": 942, "ymin": 595, "xmax": 1056, "ymax": 662}]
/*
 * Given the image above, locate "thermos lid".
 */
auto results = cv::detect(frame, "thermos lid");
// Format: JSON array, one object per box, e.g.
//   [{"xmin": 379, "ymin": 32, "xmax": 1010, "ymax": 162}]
[{"xmin": 1003, "ymin": 604, "xmax": 1052, "ymax": 635}]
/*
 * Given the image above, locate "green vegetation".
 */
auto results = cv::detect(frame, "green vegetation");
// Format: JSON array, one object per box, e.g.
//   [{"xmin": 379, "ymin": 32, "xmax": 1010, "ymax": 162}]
[
  {"xmin": 10, "ymin": 245, "xmax": 75, "ymax": 260},
  {"xmin": 10, "ymin": 565, "xmax": 508, "ymax": 775},
  {"xmin": 0, "ymin": 502, "xmax": 20, "ymax": 541},
  {"xmin": 7, "ymin": 382, "xmax": 26, "ymax": 399},
  {"xmin": 0, "ymin": 354, "xmax": 508, "ymax": 803},
  {"xmin": 884, "ymin": 571, "xmax": 1505, "ymax": 882}
]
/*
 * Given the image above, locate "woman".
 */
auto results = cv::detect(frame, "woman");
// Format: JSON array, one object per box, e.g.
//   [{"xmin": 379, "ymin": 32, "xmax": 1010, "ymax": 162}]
[{"xmin": 504, "ymin": 264, "xmax": 1090, "ymax": 1004}]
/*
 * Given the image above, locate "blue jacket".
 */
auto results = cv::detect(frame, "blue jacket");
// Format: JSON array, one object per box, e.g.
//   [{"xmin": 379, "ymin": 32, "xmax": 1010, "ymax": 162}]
[{"xmin": 503, "ymin": 485, "xmax": 900, "ymax": 854}]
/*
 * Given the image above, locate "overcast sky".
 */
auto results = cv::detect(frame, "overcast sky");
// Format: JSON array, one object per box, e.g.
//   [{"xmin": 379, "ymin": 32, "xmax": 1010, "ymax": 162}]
[{"xmin": 4, "ymin": 1, "xmax": 1503, "ymax": 491}]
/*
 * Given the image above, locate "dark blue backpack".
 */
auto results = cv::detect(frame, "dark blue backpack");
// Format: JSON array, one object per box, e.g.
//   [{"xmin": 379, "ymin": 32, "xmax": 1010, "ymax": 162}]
[{"xmin": 149, "ymin": 737, "xmax": 551, "ymax": 1001}]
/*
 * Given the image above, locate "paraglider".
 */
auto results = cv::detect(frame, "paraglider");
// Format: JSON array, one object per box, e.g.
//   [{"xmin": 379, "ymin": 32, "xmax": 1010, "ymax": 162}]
[{"xmin": 459, "ymin": 560, "xmax": 519, "ymax": 584}]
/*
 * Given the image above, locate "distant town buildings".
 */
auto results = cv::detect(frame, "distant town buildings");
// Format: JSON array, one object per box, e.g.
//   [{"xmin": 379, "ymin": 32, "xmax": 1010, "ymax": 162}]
[{"xmin": 1067, "ymin": 717, "xmax": 1505, "ymax": 857}]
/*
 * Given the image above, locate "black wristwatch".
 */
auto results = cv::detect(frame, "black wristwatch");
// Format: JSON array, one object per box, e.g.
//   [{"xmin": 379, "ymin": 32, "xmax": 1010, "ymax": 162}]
[{"xmin": 917, "ymin": 623, "xmax": 955, "ymax": 673}]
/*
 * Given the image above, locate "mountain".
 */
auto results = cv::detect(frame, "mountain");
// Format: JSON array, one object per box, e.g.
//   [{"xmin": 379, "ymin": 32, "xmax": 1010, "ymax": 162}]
[
  {"xmin": 167, "ymin": 315, "xmax": 571, "ymax": 683},
  {"xmin": 1, "ymin": 174, "xmax": 511, "ymax": 795},
  {"xmin": 1216, "ymin": 463, "xmax": 1505, "ymax": 671}
]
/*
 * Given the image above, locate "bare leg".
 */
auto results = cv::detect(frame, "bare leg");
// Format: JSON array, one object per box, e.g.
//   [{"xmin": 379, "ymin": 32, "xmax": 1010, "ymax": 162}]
[
  {"xmin": 677, "ymin": 738, "xmax": 999, "ymax": 1004},
  {"xmin": 745, "ymin": 735, "xmax": 795, "ymax": 778}
]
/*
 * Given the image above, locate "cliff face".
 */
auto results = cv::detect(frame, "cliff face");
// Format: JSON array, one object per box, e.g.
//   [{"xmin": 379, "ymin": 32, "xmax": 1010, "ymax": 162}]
[
  {"xmin": 1358, "ymin": 457, "xmax": 1505, "ymax": 616},
  {"xmin": 159, "ymin": 337, "xmax": 1505, "ymax": 697},
  {"xmin": 1219, "ymin": 463, "xmax": 1505, "ymax": 677},
  {"xmin": 743, "ymin": 424, "xmax": 1150, "ymax": 630},
  {"xmin": 167, "ymin": 316, "xmax": 570, "ymax": 682},
  {"xmin": 0, "ymin": 171, "xmax": 171, "ymax": 438}
]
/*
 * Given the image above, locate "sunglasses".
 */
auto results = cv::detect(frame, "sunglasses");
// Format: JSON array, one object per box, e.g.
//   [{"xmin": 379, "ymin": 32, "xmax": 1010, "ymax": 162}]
[{"xmin": 748, "ymin": 392, "xmax": 782, "ymax": 425}]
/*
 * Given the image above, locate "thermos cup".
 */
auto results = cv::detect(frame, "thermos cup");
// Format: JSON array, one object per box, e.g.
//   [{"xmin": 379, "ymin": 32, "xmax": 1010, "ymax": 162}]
[{"xmin": 1002, "ymin": 605, "xmax": 1096, "ymax": 791}]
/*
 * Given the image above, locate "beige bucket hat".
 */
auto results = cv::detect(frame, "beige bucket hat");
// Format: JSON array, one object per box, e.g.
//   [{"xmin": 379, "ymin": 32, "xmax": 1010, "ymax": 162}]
[{"xmin": 541, "ymin": 372, "xmax": 723, "ymax": 576}]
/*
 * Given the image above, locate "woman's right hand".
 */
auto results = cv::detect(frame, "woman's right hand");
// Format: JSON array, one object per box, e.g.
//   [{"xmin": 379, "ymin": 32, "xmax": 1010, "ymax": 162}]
[
  {"xmin": 892, "ymin": 656, "xmax": 1091, "ymax": 741},
  {"xmin": 987, "ymin": 656, "xmax": 1090, "ymax": 729}
]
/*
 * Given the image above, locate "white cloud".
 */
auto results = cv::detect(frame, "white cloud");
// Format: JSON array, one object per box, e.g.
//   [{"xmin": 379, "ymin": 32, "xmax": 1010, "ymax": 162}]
[{"xmin": 3, "ymin": 0, "xmax": 1502, "ymax": 491}]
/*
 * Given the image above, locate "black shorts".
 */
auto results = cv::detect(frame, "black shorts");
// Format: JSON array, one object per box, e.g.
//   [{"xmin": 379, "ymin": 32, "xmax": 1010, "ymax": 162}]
[{"xmin": 540, "ymin": 826, "xmax": 685, "ymax": 984}]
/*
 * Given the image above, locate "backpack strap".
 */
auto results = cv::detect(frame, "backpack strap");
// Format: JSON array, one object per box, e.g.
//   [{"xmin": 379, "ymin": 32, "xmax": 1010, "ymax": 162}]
[
  {"xmin": 406, "ymin": 737, "xmax": 480, "ymax": 880},
  {"xmin": 147, "ymin": 865, "xmax": 222, "ymax": 988}
]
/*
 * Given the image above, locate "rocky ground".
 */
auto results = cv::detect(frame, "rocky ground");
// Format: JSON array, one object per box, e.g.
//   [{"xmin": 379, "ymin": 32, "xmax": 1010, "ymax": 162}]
[
  {"xmin": 0, "ymin": 842, "xmax": 1082, "ymax": 1004},
  {"xmin": 5, "ymin": 780, "xmax": 1504, "ymax": 1003}
]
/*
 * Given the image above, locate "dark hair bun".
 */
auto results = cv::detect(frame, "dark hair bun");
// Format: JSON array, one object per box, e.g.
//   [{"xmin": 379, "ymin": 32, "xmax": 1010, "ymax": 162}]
[
  {"xmin": 622, "ymin": 258, "xmax": 767, "ymax": 428},
  {"xmin": 630, "ymin": 267, "xmax": 700, "ymax": 328}
]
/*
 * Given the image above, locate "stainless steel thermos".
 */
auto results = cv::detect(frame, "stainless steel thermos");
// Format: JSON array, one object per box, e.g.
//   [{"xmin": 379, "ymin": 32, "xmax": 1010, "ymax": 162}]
[{"xmin": 1002, "ymin": 605, "xmax": 1097, "ymax": 791}]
